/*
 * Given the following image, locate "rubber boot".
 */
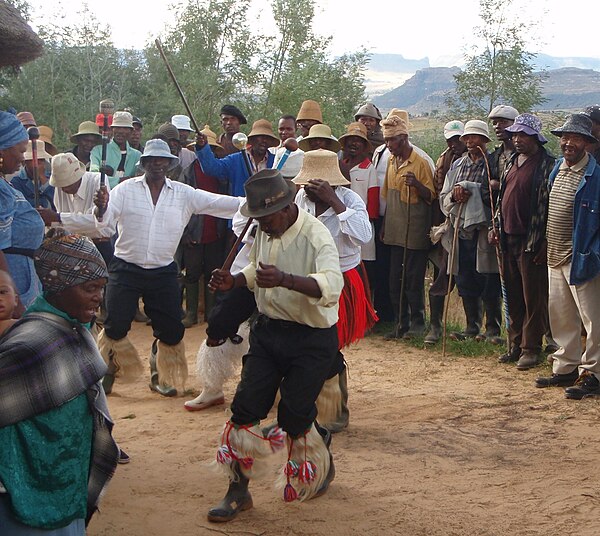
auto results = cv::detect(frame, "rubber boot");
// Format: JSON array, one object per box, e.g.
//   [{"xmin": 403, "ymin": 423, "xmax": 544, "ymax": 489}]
[
  {"xmin": 450, "ymin": 296, "xmax": 482, "ymax": 340},
  {"xmin": 424, "ymin": 295, "xmax": 445, "ymax": 345},
  {"xmin": 101, "ymin": 353, "xmax": 118, "ymax": 395},
  {"xmin": 326, "ymin": 366, "xmax": 349, "ymax": 434},
  {"xmin": 314, "ymin": 424, "xmax": 335, "ymax": 498},
  {"xmin": 403, "ymin": 286, "xmax": 427, "ymax": 338},
  {"xmin": 480, "ymin": 295, "xmax": 503, "ymax": 344},
  {"xmin": 148, "ymin": 340, "xmax": 177, "ymax": 397},
  {"xmin": 182, "ymin": 282, "xmax": 199, "ymax": 328},
  {"xmin": 207, "ymin": 462, "xmax": 253, "ymax": 522}
]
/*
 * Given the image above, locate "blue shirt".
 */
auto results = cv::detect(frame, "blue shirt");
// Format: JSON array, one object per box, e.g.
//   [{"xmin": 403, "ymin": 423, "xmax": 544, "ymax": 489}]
[{"xmin": 10, "ymin": 167, "xmax": 56, "ymax": 210}]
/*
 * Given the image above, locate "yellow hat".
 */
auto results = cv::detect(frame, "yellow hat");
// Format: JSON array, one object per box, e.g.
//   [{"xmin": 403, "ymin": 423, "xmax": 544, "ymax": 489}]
[
  {"xmin": 297, "ymin": 100, "xmax": 323, "ymax": 123},
  {"xmin": 293, "ymin": 149, "xmax": 350, "ymax": 186},
  {"xmin": 298, "ymin": 124, "xmax": 341, "ymax": 152},
  {"xmin": 200, "ymin": 124, "xmax": 224, "ymax": 150},
  {"xmin": 38, "ymin": 125, "xmax": 57, "ymax": 156}
]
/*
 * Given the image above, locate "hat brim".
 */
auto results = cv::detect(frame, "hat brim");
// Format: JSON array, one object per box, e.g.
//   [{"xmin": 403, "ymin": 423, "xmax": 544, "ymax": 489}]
[
  {"xmin": 140, "ymin": 153, "xmax": 180, "ymax": 171},
  {"xmin": 240, "ymin": 180, "xmax": 296, "ymax": 218},
  {"xmin": 70, "ymin": 132, "xmax": 102, "ymax": 144},
  {"xmin": 550, "ymin": 127, "xmax": 598, "ymax": 144},
  {"xmin": 339, "ymin": 133, "xmax": 370, "ymax": 148},
  {"xmin": 460, "ymin": 131, "xmax": 491, "ymax": 143},
  {"xmin": 248, "ymin": 133, "xmax": 280, "ymax": 148},
  {"xmin": 505, "ymin": 124, "xmax": 547, "ymax": 144},
  {"xmin": 298, "ymin": 138, "xmax": 342, "ymax": 153}
]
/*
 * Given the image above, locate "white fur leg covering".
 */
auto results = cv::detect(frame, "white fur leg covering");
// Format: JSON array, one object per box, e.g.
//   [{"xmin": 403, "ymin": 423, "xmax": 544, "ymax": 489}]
[
  {"xmin": 156, "ymin": 340, "xmax": 188, "ymax": 391},
  {"xmin": 196, "ymin": 323, "xmax": 250, "ymax": 392},
  {"xmin": 277, "ymin": 424, "xmax": 331, "ymax": 501},
  {"xmin": 215, "ymin": 421, "xmax": 274, "ymax": 481},
  {"xmin": 97, "ymin": 329, "xmax": 143, "ymax": 382},
  {"xmin": 315, "ymin": 376, "xmax": 343, "ymax": 428}
]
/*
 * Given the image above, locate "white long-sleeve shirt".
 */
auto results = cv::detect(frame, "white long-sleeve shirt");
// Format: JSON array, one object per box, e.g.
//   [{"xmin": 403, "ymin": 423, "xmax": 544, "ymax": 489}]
[
  {"xmin": 97, "ymin": 175, "xmax": 241, "ymax": 268},
  {"xmin": 295, "ymin": 186, "xmax": 372, "ymax": 272},
  {"xmin": 54, "ymin": 172, "xmax": 113, "ymax": 239}
]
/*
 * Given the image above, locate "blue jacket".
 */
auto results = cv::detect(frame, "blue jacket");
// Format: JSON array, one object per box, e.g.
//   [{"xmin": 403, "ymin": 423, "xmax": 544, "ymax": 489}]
[
  {"xmin": 10, "ymin": 168, "xmax": 56, "ymax": 210},
  {"xmin": 549, "ymin": 154, "xmax": 600, "ymax": 285},
  {"xmin": 195, "ymin": 144, "xmax": 275, "ymax": 197}
]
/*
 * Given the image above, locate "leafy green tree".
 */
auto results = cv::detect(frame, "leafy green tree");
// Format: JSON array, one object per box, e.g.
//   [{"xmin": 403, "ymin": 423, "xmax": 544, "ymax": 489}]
[{"xmin": 446, "ymin": 0, "xmax": 545, "ymax": 117}]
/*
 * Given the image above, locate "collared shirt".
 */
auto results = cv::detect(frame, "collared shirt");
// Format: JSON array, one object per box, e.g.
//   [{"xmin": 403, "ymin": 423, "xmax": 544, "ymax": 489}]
[
  {"xmin": 547, "ymin": 153, "xmax": 589, "ymax": 268},
  {"xmin": 295, "ymin": 186, "xmax": 372, "ymax": 272},
  {"xmin": 54, "ymin": 172, "xmax": 113, "ymax": 239},
  {"xmin": 10, "ymin": 168, "xmax": 55, "ymax": 210},
  {"xmin": 241, "ymin": 208, "xmax": 343, "ymax": 328},
  {"xmin": 98, "ymin": 175, "xmax": 241, "ymax": 269}
]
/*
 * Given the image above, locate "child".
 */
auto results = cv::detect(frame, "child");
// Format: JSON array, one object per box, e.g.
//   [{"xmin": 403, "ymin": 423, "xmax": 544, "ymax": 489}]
[{"xmin": 0, "ymin": 270, "xmax": 18, "ymax": 336}]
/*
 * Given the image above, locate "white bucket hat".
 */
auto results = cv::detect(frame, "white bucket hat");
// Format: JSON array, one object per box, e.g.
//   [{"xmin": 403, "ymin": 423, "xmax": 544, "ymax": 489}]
[
  {"xmin": 171, "ymin": 115, "xmax": 193, "ymax": 131},
  {"xmin": 460, "ymin": 120, "xmax": 491, "ymax": 142},
  {"xmin": 140, "ymin": 139, "xmax": 180, "ymax": 170},
  {"xmin": 111, "ymin": 111, "xmax": 134, "ymax": 129},
  {"xmin": 49, "ymin": 153, "xmax": 86, "ymax": 187},
  {"xmin": 24, "ymin": 139, "xmax": 52, "ymax": 161}
]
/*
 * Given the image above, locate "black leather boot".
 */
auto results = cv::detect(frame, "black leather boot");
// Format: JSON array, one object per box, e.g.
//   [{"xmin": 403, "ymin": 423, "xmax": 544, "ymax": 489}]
[
  {"xmin": 480, "ymin": 295, "xmax": 503, "ymax": 344},
  {"xmin": 450, "ymin": 296, "xmax": 482, "ymax": 340},
  {"xmin": 424, "ymin": 295, "xmax": 445, "ymax": 345},
  {"xmin": 207, "ymin": 462, "xmax": 253, "ymax": 522}
]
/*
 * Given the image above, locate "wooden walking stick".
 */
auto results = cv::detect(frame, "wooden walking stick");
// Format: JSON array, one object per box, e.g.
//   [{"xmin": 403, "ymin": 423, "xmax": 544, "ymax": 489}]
[
  {"xmin": 393, "ymin": 181, "xmax": 412, "ymax": 339},
  {"xmin": 27, "ymin": 127, "xmax": 40, "ymax": 207},
  {"xmin": 442, "ymin": 202, "xmax": 464, "ymax": 358}
]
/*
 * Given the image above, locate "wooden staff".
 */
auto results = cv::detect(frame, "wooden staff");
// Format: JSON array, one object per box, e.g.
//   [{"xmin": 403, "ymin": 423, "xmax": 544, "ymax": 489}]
[{"xmin": 27, "ymin": 127, "xmax": 39, "ymax": 207}]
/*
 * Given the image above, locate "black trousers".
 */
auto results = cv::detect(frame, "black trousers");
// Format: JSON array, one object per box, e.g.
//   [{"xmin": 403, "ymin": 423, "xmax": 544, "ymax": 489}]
[
  {"xmin": 231, "ymin": 315, "xmax": 338, "ymax": 437},
  {"xmin": 455, "ymin": 235, "xmax": 501, "ymax": 300},
  {"xmin": 205, "ymin": 286, "xmax": 256, "ymax": 341},
  {"xmin": 104, "ymin": 257, "xmax": 184, "ymax": 345}
]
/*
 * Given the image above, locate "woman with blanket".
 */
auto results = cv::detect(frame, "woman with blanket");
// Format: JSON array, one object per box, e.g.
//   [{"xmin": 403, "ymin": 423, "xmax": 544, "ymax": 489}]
[{"xmin": 0, "ymin": 230, "xmax": 118, "ymax": 534}]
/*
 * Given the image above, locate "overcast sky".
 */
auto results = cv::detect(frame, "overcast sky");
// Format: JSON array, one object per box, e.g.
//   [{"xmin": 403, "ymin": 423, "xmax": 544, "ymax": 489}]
[{"xmin": 31, "ymin": 0, "xmax": 599, "ymax": 66}]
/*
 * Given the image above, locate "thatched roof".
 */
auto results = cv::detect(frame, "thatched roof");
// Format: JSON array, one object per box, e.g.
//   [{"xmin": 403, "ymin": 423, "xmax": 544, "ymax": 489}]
[{"xmin": 0, "ymin": 1, "xmax": 44, "ymax": 68}]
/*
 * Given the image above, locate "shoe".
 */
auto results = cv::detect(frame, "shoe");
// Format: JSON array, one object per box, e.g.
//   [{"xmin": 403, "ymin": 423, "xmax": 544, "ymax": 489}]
[
  {"xmin": 384, "ymin": 325, "xmax": 408, "ymax": 340},
  {"xmin": 134, "ymin": 308, "xmax": 149, "ymax": 323},
  {"xmin": 485, "ymin": 335, "xmax": 505, "ymax": 345},
  {"xmin": 544, "ymin": 342, "xmax": 560, "ymax": 354},
  {"xmin": 117, "ymin": 448, "xmax": 131, "ymax": 464},
  {"xmin": 498, "ymin": 347, "xmax": 521, "ymax": 364},
  {"xmin": 564, "ymin": 371, "xmax": 600, "ymax": 400},
  {"xmin": 535, "ymin": 369, "xmax": 579, "ymax": 388},
  {"xmin": 207, "ymin": 463, "xmax": 253, "ymax": 523},
  {"xmin": 516, "ymin": 351, "xmax": 540, "ymax": 371},
  {"xmin": 402, "ymin": 323, "xmax": 426, "ymax": 340},
  {"xmin": 184, "ymin": 392, "xmax": 225, "ymax": 411}
]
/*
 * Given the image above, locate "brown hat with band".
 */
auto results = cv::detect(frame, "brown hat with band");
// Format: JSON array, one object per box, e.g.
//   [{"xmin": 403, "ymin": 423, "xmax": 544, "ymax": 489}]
[
  {"xmin": 240, "ymin": 169, "xmax": 296, "ymax": 218},
  {"xmin": 248, "ymin": 119, "xmax": 280, "ymax": 147},
  {"xmin": 293, "ymin": 149, "xmax": 350, "ymax": 187},
  {"xmin": 298, "ymin": 124, "xmax": 341, "ymax": 153},
  {"xmin": 70, "ymin": 121, "xmax": 101, "ymax": 143},
  {"xmin": 338, "ymin": 122, "xmax": 370, "ymax": 149}
]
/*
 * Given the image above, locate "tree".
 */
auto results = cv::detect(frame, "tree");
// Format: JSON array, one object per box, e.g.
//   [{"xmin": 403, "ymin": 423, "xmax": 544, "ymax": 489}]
[{"xmin": 446, "ymin": 0, "xmax": 545, "ymax": 117}]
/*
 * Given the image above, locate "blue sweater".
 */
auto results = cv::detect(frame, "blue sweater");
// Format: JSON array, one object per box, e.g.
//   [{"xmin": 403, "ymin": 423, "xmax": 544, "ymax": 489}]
[{"xmin": 195, "ymin": 144, "xmax": 274, "ymax": 196}]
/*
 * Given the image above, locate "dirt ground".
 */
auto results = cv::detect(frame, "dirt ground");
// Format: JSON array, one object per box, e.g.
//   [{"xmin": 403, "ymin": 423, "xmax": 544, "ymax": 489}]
[{"xmin": 88, "ymin": 321, "xmax": 600, "ymax": 536}]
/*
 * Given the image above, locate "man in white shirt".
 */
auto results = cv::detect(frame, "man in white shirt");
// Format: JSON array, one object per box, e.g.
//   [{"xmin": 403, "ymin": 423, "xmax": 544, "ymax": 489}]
[
  {"xmin": 37, "ymin": 153, "xmax": 114, "ymax": 264},
  {"xmin": 94, "ymin": 139, "xmax": 241, "ymax": 397}
]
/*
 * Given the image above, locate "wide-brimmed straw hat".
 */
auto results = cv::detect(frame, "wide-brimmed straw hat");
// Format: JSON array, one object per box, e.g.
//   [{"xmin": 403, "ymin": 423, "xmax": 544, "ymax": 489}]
[
  {"xmin": 24, "ymin": 139, "xmax": 52, "ymax": 161},
  {"xmin": 50, "ymin": 152, "xmax": 86, "ymax": 187},
  {"xmin": 460, "ymin": 120, "xmax": 491, "ymax": 142},
  {"xmin": 240, "ymin": 169, "xmax": 296, "ymax": 218},
  {"xmin": 70, "ymin": 121, "xmax": 101, "ymax": 143},
  {"xmin": 298, "ymin": 124, "xmax": 341, "ymax": 152},
  {"xmin": 292, "ymin": 149, "xmax": 350, "ymax": 187},
  {"xmin": 505, "ymin": 113, "xmax": 547, "ymax": 144},
  {"xmin": 140, "ymin": 139, "xmax": 180, "ymax": 170},
  {"xmin": 248, "ymin": 119, "xmax": 280, "ymax": 147},
  {"xmin": 338, "ymin": 122, "xmax": 370, "ymax": 149},
  {"xmin": 551, "ymin": 113, "xmax": 598, "ymax": 144},
  {"xmin": 297, "ymin": 100, "xmax": 323, "ymax": 123}
]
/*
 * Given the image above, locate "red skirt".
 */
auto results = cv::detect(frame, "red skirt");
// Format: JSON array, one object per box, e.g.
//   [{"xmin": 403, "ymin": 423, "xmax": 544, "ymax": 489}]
[{"xmin": 337, "ymin": 265, "xmax": 378, "ymax": 350}]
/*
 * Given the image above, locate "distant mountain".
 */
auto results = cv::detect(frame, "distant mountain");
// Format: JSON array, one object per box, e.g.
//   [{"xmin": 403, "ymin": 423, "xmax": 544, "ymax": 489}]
[
  {"xmin": 367, "ymin": 54, "xmax": 430, "ymax": 72},
  {"xmin": 371, "ymin": 66, "xmax": 600, "ymax": 114},
  {"xmin": 533, "ymin": 55, "xmax": 600, "ymax": 71}
]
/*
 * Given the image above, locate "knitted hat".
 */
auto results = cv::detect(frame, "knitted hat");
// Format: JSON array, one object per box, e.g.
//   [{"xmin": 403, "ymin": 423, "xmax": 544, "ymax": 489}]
[
  {"xmin": 34, "ymin": 229, "xmax": 108, "ymax": 295},
  {"xmin": 293, "ymin": 149, "xmax": 350, "ymax": 186},
  {"xmin": 157, "ymin": 122, "xmax": 180, "ymax": 141},
  {"xmin": 219, "ymin": 105, "xmax": 247, "ymax": 125},
  {"xmin": 296, "ymin": 100, "xmax": 323, "ymax": 123},
  {"xmin": 380, "ymin": 115, "xmax": 409, "ymax": 138},
  {"xmin": 298, "ymin": 124, "xmax": 341, "ymax": 152},
  {"xmin": 0, "ymin": 110, "xmax": 28, "ymax": 150}
]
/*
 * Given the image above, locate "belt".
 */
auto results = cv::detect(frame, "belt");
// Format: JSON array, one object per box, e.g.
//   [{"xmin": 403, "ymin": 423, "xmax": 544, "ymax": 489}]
[
  {"xmin": 3, "ymin": 247, "xmax": 35, "ymax": 258},
  {"xmin": 92, "ymin": 237, "xmax": 112, "ymax": 243}
]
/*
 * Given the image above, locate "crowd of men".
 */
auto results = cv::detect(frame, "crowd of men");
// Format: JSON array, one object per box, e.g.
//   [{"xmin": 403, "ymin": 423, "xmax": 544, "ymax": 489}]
[{"xmin": 4, "ymin": 98, "xmax": 600, "ymax": 524}]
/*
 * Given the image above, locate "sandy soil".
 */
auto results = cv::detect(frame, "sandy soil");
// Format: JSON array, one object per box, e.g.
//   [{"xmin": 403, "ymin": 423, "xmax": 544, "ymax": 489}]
[{"xmin": 88, "ymin": 321, "xmax": 600, "ymax": 536}]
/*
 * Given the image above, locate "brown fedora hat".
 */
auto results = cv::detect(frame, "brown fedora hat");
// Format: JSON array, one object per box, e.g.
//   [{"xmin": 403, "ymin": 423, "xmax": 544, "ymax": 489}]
[
  {"xmin": 338, "ymin": 121, "xmax": 370, "ymax": 149},
  {"xmin": 241, "ymin": 169, "xmax": 296, "ymax": 218}
]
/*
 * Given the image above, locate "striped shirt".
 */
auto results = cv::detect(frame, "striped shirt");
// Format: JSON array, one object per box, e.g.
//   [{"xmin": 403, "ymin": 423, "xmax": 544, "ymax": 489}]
[{"xmin": 547, "ymin": 154, "xmax": 588, "ymax": 268}]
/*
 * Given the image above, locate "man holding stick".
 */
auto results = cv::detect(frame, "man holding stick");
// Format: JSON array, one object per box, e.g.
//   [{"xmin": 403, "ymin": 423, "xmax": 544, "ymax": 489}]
[{"xmin": 208, "ymin": 169, "xmax": 342, "ymax": 522}]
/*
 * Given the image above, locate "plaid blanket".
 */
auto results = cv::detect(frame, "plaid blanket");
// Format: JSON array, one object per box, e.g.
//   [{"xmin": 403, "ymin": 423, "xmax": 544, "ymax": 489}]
[{"xmin": 0, "ymin": 312, "xmax": 118, "ymax": 524}]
